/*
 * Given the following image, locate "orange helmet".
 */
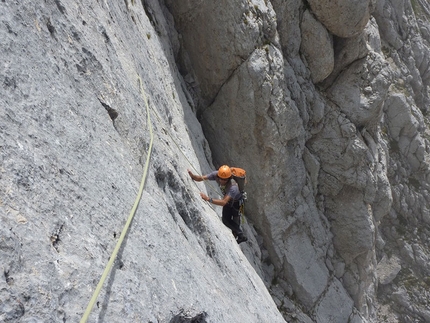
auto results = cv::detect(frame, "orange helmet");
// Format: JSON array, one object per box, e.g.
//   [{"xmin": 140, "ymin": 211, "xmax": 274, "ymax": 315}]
[{"xmin": 217, "ymin": 165, "xmax": 232, "ymax": 179}]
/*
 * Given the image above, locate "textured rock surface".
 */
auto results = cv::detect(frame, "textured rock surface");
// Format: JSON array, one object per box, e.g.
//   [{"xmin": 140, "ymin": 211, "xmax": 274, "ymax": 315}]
[
  {"xmin": 0, "ymin": 1, "xmax": 285, "ymax": 322},
  {"xmin": 307, "ymin": 0, "xmax": 373, "ymax": 38},
  {"xmin": 300, "ymin": 9, "xmax": 334, "ymax": 83},
  {"xmin": 166, "ymin": 0, "xmax": 430, "ymax": 322},
  {"xmin": 2, "ymin": 0, "xmax": 430, "ymax": 322}
]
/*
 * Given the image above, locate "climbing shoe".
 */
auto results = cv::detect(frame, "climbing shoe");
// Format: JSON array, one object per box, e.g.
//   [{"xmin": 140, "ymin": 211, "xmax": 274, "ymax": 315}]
[{"xmin": 237, "ymin": 236, "xmax": 248, "ymax": 244}]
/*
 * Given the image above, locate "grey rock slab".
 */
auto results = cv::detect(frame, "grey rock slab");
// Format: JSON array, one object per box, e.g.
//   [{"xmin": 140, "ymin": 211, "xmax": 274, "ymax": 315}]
[
  {"xmin": 283, "ymin": 230, "xmax": 329, "ymax": 309},
  {"xmin": 308, "ymin": 0, "xmax": 372, "ymax": 38},
  {"xmin": 300, "ymin": 9, "xmax": 334, "ymax": 83},
  {"xmin": 314, "ymin": 278, "xmax": 354, "ymax": 323},
  {"xmin": 376, "ymin": 255, "xmax": 402, "ymax": 285},
  {"xmin": 0, "ymin": 1, "xmax": 286, "ymax": 322}
]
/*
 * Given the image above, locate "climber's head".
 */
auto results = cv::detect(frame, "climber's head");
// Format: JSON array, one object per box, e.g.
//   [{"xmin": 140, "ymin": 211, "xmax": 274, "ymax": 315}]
[{"xmin": 217, "ymin": 165, "xmax": 232, "ymax": 181}]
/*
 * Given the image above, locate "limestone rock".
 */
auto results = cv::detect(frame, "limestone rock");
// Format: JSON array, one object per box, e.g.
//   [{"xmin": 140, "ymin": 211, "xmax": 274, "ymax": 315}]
[
  {"xmin": 271, "ymin": 0, "xmax": 302, "ymax": 57},
  {"xmin": 314, "ymin": 279, "xmax": 354, "ymax": 323},
  {"xmin": 327, "ymin": 51, "xmax": 392, "ymax": 130},
  {"xmin": 300, "ymin": 10, "xmax": 334, "ymax": 83},
  {"xmin": 376, "ymin": 255, "xmax": 402, "ymax": 285},
  {"xmin": 0, "ymin": 1, "xmax": 286, "ymax": 322},
  {"xmin": 283, "ymin": 230, "xmax": 329, "ymax": 309},
  {"xmin": 2, "ymin": 0, "xmax": 430, "ymax": 322},
  {"xmin": 308, "ymin": 0, "xmax": 373, "ymax": 38},
  {"xmin": 326, "ymin": 188, "xmax": 376, "ymax": 264},
  {"xmin": 164, "ymin": 0, "xmax": 279, "ymax": 105}
]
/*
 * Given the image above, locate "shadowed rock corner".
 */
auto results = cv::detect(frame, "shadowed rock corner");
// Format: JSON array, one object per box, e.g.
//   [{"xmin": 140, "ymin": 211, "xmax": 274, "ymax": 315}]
[
  {"xmin": 169, "ymin": 310, "xmax": 208, "ymax": 323},
  {"xmin": 98, "ymin": 98, "xmax": 119, "ymax": 121}
]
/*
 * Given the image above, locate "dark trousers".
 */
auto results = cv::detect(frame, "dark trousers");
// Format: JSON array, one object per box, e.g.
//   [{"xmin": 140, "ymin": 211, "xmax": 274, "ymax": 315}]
[{"xmin": 222, "ymin": 202, "xmax": 243, "ymax": 237}]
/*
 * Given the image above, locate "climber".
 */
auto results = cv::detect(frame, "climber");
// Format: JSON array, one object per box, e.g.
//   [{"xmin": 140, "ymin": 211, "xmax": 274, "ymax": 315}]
[{"xmin": 188, "ymin": 165, "xmax": 248, "ymax": 244}]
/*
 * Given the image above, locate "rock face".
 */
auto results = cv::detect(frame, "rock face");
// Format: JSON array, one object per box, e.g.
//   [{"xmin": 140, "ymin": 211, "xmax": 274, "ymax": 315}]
[
  {"xmin": 0, "ymin": 1, "xmax": 285, "ymax": 322},
  {"xmin": 300, "ymin": 9, "xmax": 334, "ymax": 83},
  {"xmin": 307, "ymin": 0, "xmax": 373, "ymax": 38},
  {"xmin": 1, "ymin": 0, "xmax": 430, "ymax": 323}
]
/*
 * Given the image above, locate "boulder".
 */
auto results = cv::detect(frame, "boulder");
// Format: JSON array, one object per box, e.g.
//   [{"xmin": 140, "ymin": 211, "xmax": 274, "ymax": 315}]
[
  {"xmin": 308, "ymin": 0, "xmax": 373, "ymax": 38},
  {"xmin": 300, "ymin": 10, "xmax": 334, "ymax": 83}
]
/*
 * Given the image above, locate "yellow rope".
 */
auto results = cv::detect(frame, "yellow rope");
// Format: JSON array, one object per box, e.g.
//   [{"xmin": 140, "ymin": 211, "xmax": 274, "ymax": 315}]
[{"xmin": 80, "ymin": 76, "xmax": 153, "ymax": 323}]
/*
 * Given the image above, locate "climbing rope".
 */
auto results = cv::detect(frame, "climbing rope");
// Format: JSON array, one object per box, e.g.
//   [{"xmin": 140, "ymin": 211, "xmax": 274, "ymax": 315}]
[
  {"xmin": 147, "ymin": 97, "xmax": 221, "ymax": 198},
  {"xmin": 80, "ymin": 73, "xmax": 231, "ymax": 321},
  {"xmin": 80, "ymin": 76, "xmax": 154, "ymax": 323}
]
